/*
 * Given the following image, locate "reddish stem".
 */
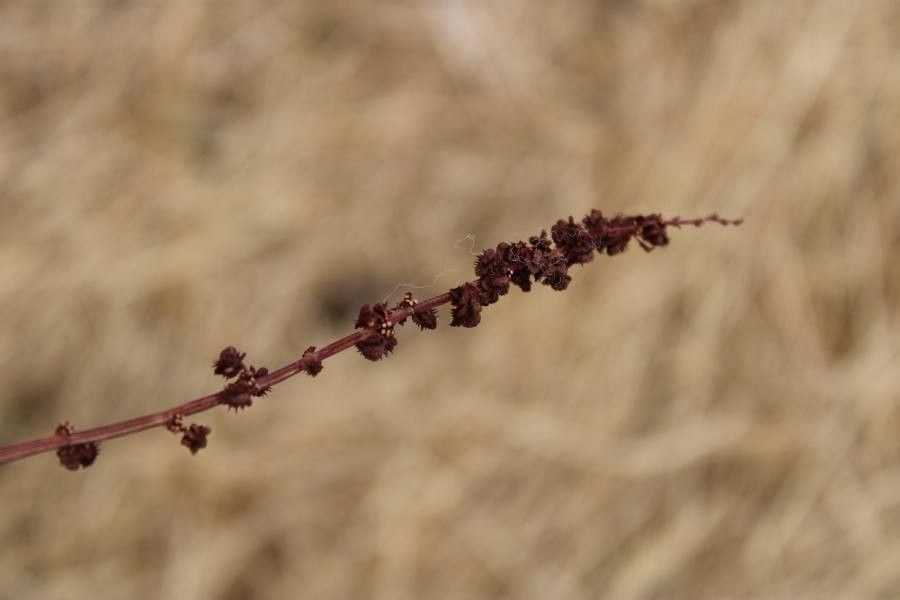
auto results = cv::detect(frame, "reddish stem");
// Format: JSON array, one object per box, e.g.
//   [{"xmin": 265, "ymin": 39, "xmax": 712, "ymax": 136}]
[{"xmin": 0, "ymin": 292, "xmax": 452, "ymax": 466}]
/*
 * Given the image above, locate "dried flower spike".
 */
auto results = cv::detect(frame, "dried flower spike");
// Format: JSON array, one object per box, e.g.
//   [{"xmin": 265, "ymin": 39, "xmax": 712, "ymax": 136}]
[{"xmin": 0, "ymin": 207, "xmax": 740, "ymax": 469}]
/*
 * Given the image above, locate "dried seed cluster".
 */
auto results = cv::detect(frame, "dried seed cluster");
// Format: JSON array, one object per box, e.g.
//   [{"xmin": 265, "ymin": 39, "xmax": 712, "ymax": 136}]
[
  {"xmin": 214, "ymin": 346, "xmax": 271, "ymax": 411},
  {"xmin": 55, "ymin": 422, "xmax": 100, "ymax": 470},
  {"xmin": 354, "ymin": 303, "xmax": 398, "ymax": 360},
  {"xmin": 396, "ymin": 292, "xmax": 438, "ymax": 331},
  {"xmin": 299, "ymin": 346, "xmax": 323, "ymax": 377},
  {"xmin": 166, "ymin": 414, "xmax": 211, "ymax": 455},
  {"xmin": 446, "ymin": 210, "xmax": 676, "ymax": 329}
]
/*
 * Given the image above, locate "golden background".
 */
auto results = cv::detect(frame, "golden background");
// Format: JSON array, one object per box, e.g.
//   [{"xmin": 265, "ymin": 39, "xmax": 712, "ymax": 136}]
[{"xmin": 1, "ymin": 2, "xmax": 898, "ymax": 598}]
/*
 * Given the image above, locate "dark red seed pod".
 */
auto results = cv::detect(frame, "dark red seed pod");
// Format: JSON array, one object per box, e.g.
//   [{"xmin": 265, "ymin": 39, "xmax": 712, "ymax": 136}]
[
  {"xmin": 449, "ymin": 282, "xmax": 482, "ymax": 328},
  {"xmin": 509, "ymin": 268, "xmax": 533, "ymax": 292},
  {"xmin": 355, "ymin": 335, "xmax": 397, "ymax": 361},
  {"xmin": 213, "ymin": 346, "xmax": 246, "ymax": 379},
  {"xmin": 392, "ymin": 292, "xmax": 438, "ymax": 331},
  {"xmin": 181, "ymin": 424, "xmax": 211, "ymax": 454},
  {"xmin": 411, "ymin": 306, "xmax": 438, "ymax": 330},
  {"xmin": 54, "ymin": 423, "xmax": 100, "ymax": 470},
  {"xmin": 354, "ymin": 303, "xmax": 397, "ymax": 361},
  {"xmin": 539, "ymin": 251, "xmax": 572, "ymax": 291},
  {"xmin": 529, "ymin": 230, "xmax": 553, "ymax": 253},
  {"xmin": 475, "ymin": 248, "xmax": 511, "ymax": 306},
  {"xmin": 221, "ymin": 370, "xmax": 256, "ymax": 410},
  {"xmin": 474, "ymin": 248, "xmax": 510, "ymax": 280},
  {"xmin": 253, "ymin": 367, "xmax": 272, "ymax": 396},
  {"xmin": 526, "ymin": 232, "xmax": 554, "ymax": 277},
  {"xmin": 497, "ymin": 240, "xmax": 538, "ymax": 292},
  {"xmin": 551, "ymin": 216, "xmax": 595, "ymax": 266},
  {"xmin": 582, "ymin": 209, "xmax": 607, "ymax": 233},
  {"xmin": 57, "ymin": 442, "xmax": 100, "ymax": 470},
  {"xmin": 603, "ymin": 215, "xmax": 638, "ymax": 256},
  {"xmin": 299, "ymin": 346, "xmax": 323, "ymax": 376}
]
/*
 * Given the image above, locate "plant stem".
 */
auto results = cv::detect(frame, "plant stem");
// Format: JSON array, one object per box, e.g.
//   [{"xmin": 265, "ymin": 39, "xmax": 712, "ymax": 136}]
[{"xmin": 0, "ymin": 292, "xmax": 453, "ymax": 466}]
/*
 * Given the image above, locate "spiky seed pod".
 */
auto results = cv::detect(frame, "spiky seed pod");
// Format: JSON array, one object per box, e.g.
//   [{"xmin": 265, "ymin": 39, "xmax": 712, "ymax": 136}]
[
  {"xmin": 54, "ymin": 422, "xmax": 100, "ymax": 470},
  {"xmin": 213, "ymin": 346, "xmax": 246, "ymax": 378},
  {"xmin": 411, "ymin": 305, "xmax": 438, "ymax": 330},
  {"xmin": 449, "ymin": 282, "xmax": 482, "ymax": 328},
  {"xmin": 220, "ymin": 365, "xmax": 268, "ymax": 410},
  {"xmin": 354, "ymin": 303, "xmax": 396, "ymax": 361},
  {"xmin": 180, "ymin": 424, "xmax": 212, "ymax": 454},
  {"xmin": 299, "ymin": 346, "xmax": 323, "ymax": 376},
  {"xmin": 474, "ymin": 248, "xmax": 511, "ymax": 306},
  {"xmin": 395, "ymin": 293, "xmax": 438, "ymax": 330},
  {"xmin": 551, "ymin": 216, "xmax": 595, "ymax": 266}
]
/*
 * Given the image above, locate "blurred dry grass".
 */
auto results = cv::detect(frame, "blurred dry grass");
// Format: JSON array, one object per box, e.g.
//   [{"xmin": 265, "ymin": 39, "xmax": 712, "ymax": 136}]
[{"xmin": 0, "ymin": 1, "xmax": 898, "ymax": 598}]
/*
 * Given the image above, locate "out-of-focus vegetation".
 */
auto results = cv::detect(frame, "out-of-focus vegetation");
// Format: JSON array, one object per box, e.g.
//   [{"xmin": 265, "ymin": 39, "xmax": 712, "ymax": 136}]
[{"xmin": 0, "ymin": 2, "xmax": 898, "ymax": 598}]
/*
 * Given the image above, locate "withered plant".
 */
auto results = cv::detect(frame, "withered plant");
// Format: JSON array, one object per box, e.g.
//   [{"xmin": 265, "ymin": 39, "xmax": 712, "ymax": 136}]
[{"xmin": 0, "ymin": 209, "xmax": 740, "ymax": 470}]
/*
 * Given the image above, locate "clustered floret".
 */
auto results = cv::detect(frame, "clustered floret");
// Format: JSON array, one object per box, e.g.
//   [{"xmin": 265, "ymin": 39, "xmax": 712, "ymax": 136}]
[
  {"xmin": 213, "ymin": 346, "xmax": 271, "ymax": 410},
  {"xmin": 447, "ymin": 210, "xmax": 676, "ymax": 326},
  {"xmin": 55, "ymin": 422, "xmax": 100, "ymax": 470},
  {"xmin": 165, "ymin": 414, "xmax": 211, "ymax": 455}
]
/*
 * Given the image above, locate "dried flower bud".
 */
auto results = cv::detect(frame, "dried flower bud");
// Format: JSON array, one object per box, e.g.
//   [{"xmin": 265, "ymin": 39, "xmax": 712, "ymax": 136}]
[
  {"xmin": 54, "ymin": 422, "xmax": 100, "ymax": 470},
  {"xmin": 391, "ymin": 292, "xmax": 438, "ymax": 331},
  {"xmin": 498, "ymin": 241, "xmax": 534, "ymax": 292},
  {"xmin": 474, "ymin": 248, "xmax": 511, "ymax": 306},
  {"xmin": 603, "ymin": 215, "xmax": 637, "ymax": 255},
  {"xmin": 509, "ymin": 268, "xmax": 533, "ymax": 292},
  {"xmin": 221, "ymin": 385, "xmax": 253, "ymax": 410},
  {"xmin": 181, "ymin": 424, "xmax": 211, "ymax": 454},
  {"xmin": 166, "ymin": 414, "xmax": 184, "ymax": 433},
  {"xmin": 450, "ymin": 282, "xmax": 482, "ymax": 328},
  {"xmin": 354, "ymin": 303, "xmax": 397, "ymax": 361},
  {"xmin": 538, "ymin": 251, "xmax": 572, "ymax": 291},
  {"xmin": 526, "ymin": 231, "xmax": 554, "ymax": 278},
  {"xmin": 220, "ymin": 366, "xmax": 268, "ymax": 410},
  {"xmin": 636, "ymin": 214, "xmax": 669, "ymax": 250},
  {"xmin": 529, "ymin": 230, "xmax": 553, "ymax": 253},
  {"xmin": 412, "ymin": 305, "xmax": 438, "ymax": 330},
  {"xmin": 551, "ymin": 216, "xmax": 595, "ymax": 265},
  {"xmin": 299, "ymin": 346, "xmax": 323, "ymax": 377},
  {"xmin": 474, "ymin": 248, "xmax": 510, "ymax": 279},
  {"xmin": 213, "ymin": 346, "xmax": 246, "ymax": 379}
]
